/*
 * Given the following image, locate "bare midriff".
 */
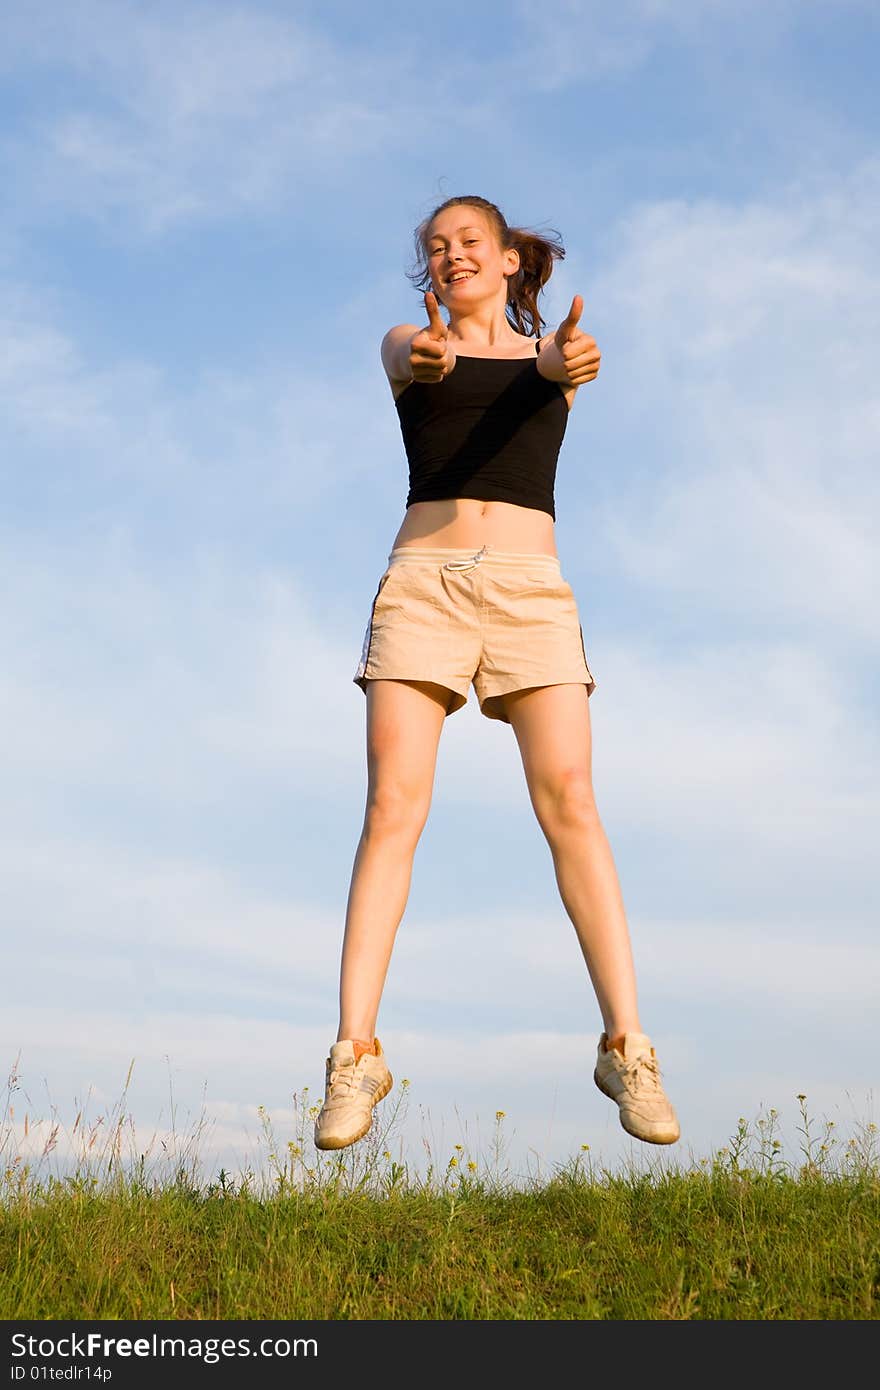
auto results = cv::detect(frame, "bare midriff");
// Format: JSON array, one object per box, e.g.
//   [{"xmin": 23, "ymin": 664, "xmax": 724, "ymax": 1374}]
[{"xmin": 391, "ymin": 498, "xmax": 558, "ymax": 557}]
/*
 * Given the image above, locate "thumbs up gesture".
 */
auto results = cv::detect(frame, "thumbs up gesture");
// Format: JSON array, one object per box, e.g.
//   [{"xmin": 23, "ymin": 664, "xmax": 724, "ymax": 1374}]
[
  {"xmin": 549, "ymin": 294, "xmax": 601, "ymax": 387},
  {"xmin": 408, "ymin": 291, "xmax": 457, "ymax": 383}
]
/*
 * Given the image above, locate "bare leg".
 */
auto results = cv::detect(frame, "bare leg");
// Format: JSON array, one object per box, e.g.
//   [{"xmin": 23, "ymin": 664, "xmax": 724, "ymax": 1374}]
[
  {"xmin": 337, "ymin": 678, "xmax": 449, "ymax": 1041},
  {"xmin": 503, "ymin": 682, "xmax": 641, "ymax": 1038}
]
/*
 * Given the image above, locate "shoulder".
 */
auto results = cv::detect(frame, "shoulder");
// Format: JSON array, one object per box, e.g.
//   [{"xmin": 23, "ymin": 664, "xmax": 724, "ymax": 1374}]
[
  {"xmin": 380, "ymin": 324, "xmax": 420, "ymax": 378},
  {"xmin": 536, "ymin": 330, "xmax": 579, "ymax": 412},
  {"xmin": 381, "ymin": 323, "xmax": 420, "ymax": 351}
]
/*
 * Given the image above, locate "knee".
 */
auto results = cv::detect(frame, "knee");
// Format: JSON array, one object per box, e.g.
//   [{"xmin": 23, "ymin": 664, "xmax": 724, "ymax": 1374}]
[
  {"xmin": 363, "ymin": 784, "xmax": 430, "ymax": 841},
  {"xmin": 534, "ymin": 768, "xmax": 600, "ymax": 835}
]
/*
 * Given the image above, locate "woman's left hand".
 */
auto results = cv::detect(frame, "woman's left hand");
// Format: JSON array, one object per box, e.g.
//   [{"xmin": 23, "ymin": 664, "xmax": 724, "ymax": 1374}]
[{"xmin": 548, "ymin": 295, "xmax": 601, "ymax": 387}]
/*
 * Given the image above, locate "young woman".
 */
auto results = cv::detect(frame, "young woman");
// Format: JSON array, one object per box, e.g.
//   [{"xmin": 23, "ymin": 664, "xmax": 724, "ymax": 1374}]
[{"xmin": 314, "ymin": 194, "xmax": 679, "ymax": 1151}]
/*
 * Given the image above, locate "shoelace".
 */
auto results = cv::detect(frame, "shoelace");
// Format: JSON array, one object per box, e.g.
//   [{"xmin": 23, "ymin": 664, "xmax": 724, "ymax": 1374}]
[
  {"xmin": 618, "ymin": 1053, "xmax": 663, "ymax": 1093},
  {"xmin": 326, "ymin": 1061, "xmax": 359, "ymax": 1099}
]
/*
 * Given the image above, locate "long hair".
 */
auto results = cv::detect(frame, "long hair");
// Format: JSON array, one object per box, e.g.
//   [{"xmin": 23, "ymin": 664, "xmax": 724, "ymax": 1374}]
[{"xmin": 406, "ymin": 194, "xmax": 565, "ymax": 338}]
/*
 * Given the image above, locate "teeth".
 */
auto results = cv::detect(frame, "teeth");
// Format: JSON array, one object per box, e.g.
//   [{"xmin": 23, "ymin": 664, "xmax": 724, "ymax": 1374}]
[{"xmin": 448, "ymin": 271, "xmax": 474, "ymax": 283}]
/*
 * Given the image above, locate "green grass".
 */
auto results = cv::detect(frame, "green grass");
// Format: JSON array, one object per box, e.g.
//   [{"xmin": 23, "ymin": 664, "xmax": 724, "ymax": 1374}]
[{"xmin": 2, "ymin": 1060, "xmax": 878, "ymax": 1320}]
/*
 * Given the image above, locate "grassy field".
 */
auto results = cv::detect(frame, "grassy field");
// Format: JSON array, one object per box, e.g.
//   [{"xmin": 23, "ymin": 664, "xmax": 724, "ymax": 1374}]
[{"xmin": 2, "ymin": 1064, "xmax": 878, "ymax": 1321}]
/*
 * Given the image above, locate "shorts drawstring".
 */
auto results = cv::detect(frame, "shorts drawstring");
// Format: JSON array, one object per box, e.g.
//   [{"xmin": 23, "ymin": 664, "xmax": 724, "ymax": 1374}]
[{"xmin": 441, "ymin": 544, "xmax": 489, "ymax": 572}]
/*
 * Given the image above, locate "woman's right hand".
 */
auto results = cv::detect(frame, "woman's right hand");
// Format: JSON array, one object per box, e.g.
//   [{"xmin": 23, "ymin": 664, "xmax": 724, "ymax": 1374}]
[{"xmin": 408, "ymin": 292, "xmax": 457, "ymax": 383}]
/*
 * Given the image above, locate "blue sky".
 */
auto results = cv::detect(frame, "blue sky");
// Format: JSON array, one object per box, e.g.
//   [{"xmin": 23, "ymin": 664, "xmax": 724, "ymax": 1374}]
[{"xmin": 3, "ymin": 0, "xmax": 878, "ymax": 1184}]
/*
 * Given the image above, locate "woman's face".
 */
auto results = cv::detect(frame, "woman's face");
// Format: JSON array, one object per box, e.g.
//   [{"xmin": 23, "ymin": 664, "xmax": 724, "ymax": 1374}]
[{"xmin": 426, "ymin": 207, "xmax": 519, "ymax": 310}]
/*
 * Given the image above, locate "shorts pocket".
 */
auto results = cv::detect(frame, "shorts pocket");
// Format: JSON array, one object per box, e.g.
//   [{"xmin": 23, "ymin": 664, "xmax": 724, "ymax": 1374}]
[
  {"xmin": 372, "ymin": 566, "xmax": 399, "ymax": 607},
  {"xmin": 376, "ymin": 563, "xmax": 427, "ymax": 600},
  {"xmin": 489, "ymin": 569, "xmax": 571, "ymax": 601}
]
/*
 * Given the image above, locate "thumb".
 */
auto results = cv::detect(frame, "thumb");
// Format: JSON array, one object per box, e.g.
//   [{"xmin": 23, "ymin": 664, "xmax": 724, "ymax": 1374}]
[
  {"xmin": 557, "ymin": 294, "xmax": 583, "ymax": 343},
  {"xmin": 424, "ymin": 290, "xmax": 447, "ymax": 339}
]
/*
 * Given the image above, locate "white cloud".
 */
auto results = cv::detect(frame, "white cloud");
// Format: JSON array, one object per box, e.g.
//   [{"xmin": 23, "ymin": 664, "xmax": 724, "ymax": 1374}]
[
  {"xmin": 0, "ymin": 546, "xmax": 372, "ymax": 817},
  {"xmin": 4, "ymin": 0, "xmax": 874, "ymax": 238},
  {"xmin": 0, "ymin": 273, "xmax": 399, "ymax": 515},
  {"xmin": 2, "ymin": 2, "xmax": 383, "ymax": 221},
  {"xmin": 590, "ymin": 635, "xmax": 878, "ymax": 863},
  {"xmin": 5, "ymin": 1005, "xmax": 875, "ymax": 1182},
  {"xmin": 632, "ymin": 920, "xmax": 879, "ymax": 1005},
  {"xmin": 2, "ymin": 11, "xmax": 878, "ymax": 1181},
  {"xmin": 3, "ymin": 537, "xmax": 874, "ymax": 882},
  {"xmin": 550, "ymin": 161, "xmax": 880, "ymax": 656},
  {"xmin": 0, "ymin": 2, "xmax": 474, "ymax": 235}
]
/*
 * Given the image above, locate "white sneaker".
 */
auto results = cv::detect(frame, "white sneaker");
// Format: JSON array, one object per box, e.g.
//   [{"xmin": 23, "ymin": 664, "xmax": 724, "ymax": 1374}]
[
  {"xmin": 594, "ymin": 1032, "xmax": 680, "ymax": 1145},
  {"xmin": 313, "ymin": 1038, "xmax": 393, "ymax": 1151}
]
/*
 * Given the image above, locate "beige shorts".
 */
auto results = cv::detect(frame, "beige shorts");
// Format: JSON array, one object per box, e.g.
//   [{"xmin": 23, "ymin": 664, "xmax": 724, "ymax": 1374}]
[{"xmin": 353, "ymin": 544, "xmax": 597, "ymax": 724}]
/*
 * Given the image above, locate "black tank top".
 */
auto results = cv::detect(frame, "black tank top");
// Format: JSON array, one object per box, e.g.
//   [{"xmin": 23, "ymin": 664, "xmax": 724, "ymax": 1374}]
[{"xmin": 395, "ymin": 339, "xmax": 569, "ymax": 520}]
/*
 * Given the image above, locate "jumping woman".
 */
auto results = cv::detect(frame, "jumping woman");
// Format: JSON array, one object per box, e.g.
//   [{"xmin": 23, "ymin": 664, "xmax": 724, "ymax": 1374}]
[{"xmin": 314, "ymin": 194, "xmax": 679, "ymax": 1151}]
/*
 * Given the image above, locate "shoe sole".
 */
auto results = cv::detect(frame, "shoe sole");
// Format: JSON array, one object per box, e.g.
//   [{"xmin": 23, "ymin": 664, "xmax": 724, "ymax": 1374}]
[
  {"xmin": 594, "ymin": 1068, "xmax": 680, "ymax": 1145},
  {"xmin": 314, "ymin": 1071, "xmax": 394, "ymax": 1151}
]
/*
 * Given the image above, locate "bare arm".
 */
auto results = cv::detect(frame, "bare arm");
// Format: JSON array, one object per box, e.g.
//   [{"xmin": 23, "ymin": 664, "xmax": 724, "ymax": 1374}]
[
  {"xmin": 380, "ymin": 324, "xmax": 422, "ymax": 385},
  {"xmin": 535, "ymin": 338, "xmax": 574, "ymax": 384},
  {"xmin": 536, "ymin": 294, "xmax": 601, "ymax": 387},
  {"xmin": 380, "ymin": 292, "xmax": 457, "ymax": 392}
]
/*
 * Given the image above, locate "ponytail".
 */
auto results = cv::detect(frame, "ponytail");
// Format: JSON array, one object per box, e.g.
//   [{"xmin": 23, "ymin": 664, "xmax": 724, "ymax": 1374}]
[{"xmin": 504, "ymin": 227, "xmax": 565, "ymax": 337}]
